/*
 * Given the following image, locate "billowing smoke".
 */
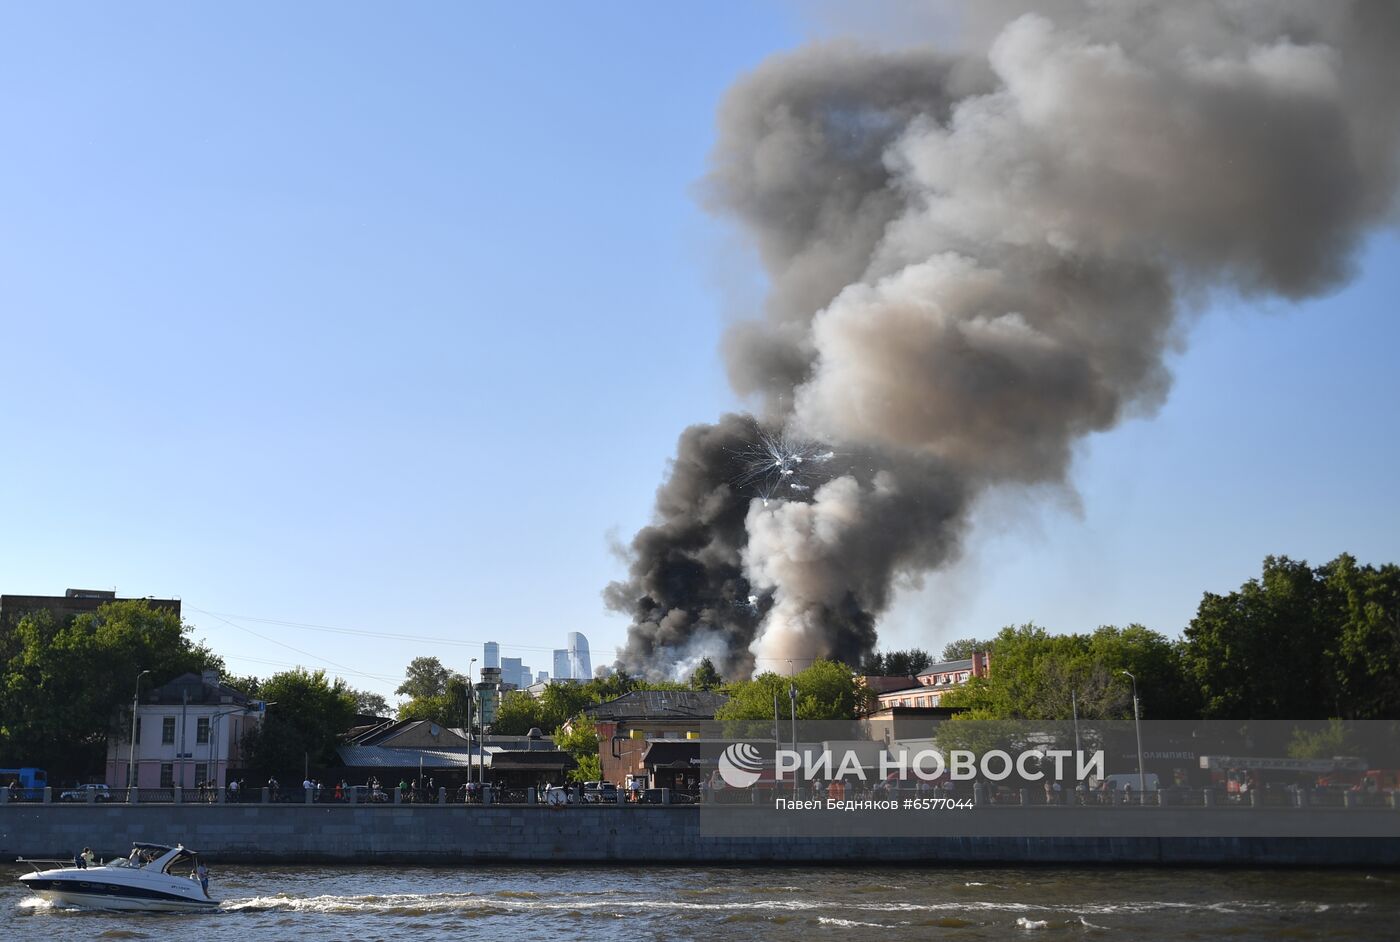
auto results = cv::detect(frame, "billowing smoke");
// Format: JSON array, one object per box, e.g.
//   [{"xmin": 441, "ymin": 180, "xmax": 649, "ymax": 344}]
[{"xmin": 608, "ymin": 0, "xmax": 1400, "ymax": 680}]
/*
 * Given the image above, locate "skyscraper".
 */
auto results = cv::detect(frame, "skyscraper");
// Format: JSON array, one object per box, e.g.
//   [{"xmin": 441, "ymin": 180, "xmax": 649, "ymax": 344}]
[
  {"xmin": 553, "ymin": 649, "xmax": 571, "ymax": 681},
  {"xmin": 483, "ymin": 642, "xmax": 500, "ymax": 670},
  {"xmin": 567, "ymin": 632, "xmax": 591, "ymax": 681},
  {"xmin": 501, "ymin": 657, "xmax": 523, "ymax": 689}
]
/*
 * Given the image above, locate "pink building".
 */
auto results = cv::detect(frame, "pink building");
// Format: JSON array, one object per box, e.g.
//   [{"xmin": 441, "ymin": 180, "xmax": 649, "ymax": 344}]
[
  {"xmin": 873, "ymin": 652, "xmax": 992, "ymax": 710},
  {"xmin": 105, "ymin": 670, "xmax": 265, "ymax": 790}
]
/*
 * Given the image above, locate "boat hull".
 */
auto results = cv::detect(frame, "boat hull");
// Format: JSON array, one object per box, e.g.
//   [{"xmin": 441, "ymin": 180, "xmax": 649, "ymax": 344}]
[{"xmin": 19, "ymin": 872, "xmax": 218, "ymax": 913}]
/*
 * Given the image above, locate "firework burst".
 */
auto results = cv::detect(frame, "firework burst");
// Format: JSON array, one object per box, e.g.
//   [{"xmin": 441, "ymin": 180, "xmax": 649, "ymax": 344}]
[{"xmin": 730, "ymin": 426, "xmax": 835, "ymax": 505}]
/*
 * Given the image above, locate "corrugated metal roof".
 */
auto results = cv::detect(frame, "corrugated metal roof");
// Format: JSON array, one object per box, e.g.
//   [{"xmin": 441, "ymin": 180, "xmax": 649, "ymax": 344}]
[
  {"xmin": 917, "ymin": 658, "xmax": 974, "ymax": 677},
  {"xmin": 584, "ymin": 690, "xmax": 729, "ymax": 721},
  {"xmin": 337, "ymin": 745, "xmax": 484, "ymax": 769}
]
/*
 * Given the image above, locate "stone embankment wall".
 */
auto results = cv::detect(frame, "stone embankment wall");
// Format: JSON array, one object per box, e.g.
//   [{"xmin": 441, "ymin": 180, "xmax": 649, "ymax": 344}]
[{"xmin": 3, "ymin": 804, "xmax": 1398, "ymax": 866}]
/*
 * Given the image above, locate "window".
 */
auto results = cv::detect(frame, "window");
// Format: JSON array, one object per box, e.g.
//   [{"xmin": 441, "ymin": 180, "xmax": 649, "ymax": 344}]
[
  {"xmin": 162, "ymin": 717, "xmax": 176, "ymax": 744},
  {"xmin": 135, "ymin": 717, "xmax": 141, "ymax": 744},
  {"xmin": 195, "ymin": 763, "xmax": 208, "ymax": 784},
  {"xmin": 196, "ymin": 717, "xmax": 210, "ymax": 744},
  {"xmin": 160, "ymin": 764, "xmax": 174, "ymax": 788}
]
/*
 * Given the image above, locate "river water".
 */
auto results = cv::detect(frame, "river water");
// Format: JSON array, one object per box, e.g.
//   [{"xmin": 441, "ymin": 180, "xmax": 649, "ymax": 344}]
[{"xmin": 6, "ymin": 864, "xmax": 1397, "ymax": 941}]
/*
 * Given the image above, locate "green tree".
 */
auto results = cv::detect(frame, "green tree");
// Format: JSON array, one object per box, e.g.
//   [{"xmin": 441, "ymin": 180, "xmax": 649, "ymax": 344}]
[
  {"xmin": 689, "ymin": 658, "xmax": 723, "ymax": 690},
  {"xmin": 715, "ymin": 660, "xmax": 860, "ymax": 722},
  {"xmin": 942, "ymin": 638, "xmax": 993, "ymax": 661},
  {"xmin": 1324, "ymin": 554, "xmax": 1400, "ymax": 719},
  {"xmin": 553, "ymin": 718, "xmax": 600, "ymax": 782},
  {"xmin": 444, "ymin": 676, "xmax": 473, "ymax": 731},
  {"xmin": 395, "ymin": 656, "xmax": 457, "ymax": 701},
  {"xmin": 860, "ymin": 648, "xmax": 934, "ymax": 676},
  {"xmin": 396, "ymin": 693, "xmax": 450, "ymax": 723},
  {"xmin": 350, "ymin": 688, "xmax": 391, "ymax": 717},
  {"xmin": 1085, "ymin": 624, "xmax": 1199, "ymax": 720},
  {"xmin": 537, "ymin": 682, "xmax": 596, "ymax": 728},
  {"xmin": 0, "ymin": 600, "xmax": 222, "ymax": 777},
  {"xmin": 241, "ymin": 668, "xmax": 356, "ymax": 777},
  {"xmin": 395, "ymin": 657, "xmax": 466, "ymax": 723},
  {"xmin": 1183, "ymin": 556, "xmax": 1340, "ymax": 719},
  {"xmin": 1287, "ymin": 719, "xmax": 1358, "ymax": 760},
  {"xmin": 490, "ymin": 689, "xmax": 544, "ymax": 735},
  {"xmin": 224, "ymin": 674, "xmax": 263, "ymax": 699},
  {"xmin": 585, "ymin": 669, "xmax": 641, "ymax": 703},
  {"xmin": 940, "ymin": 623, "xmax": 1191, "ymax": 721}
]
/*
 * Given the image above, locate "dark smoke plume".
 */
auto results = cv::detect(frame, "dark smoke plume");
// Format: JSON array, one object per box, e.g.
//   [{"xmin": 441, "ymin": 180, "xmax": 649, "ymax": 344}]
[{"xmin": 608, "ymin": 0, "xmax": 1400, "ymax": 680}]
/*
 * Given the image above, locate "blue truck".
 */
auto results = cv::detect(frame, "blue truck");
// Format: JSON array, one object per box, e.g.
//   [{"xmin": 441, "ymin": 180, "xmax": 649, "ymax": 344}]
[{"xmin": 1, "ymin": 767, "xmax": 48, "ymax": 799}]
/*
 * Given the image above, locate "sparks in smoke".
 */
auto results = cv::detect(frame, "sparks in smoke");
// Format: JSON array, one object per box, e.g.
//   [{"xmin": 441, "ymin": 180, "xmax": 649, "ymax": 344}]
[{"xmin": 730, "ymin": 426, "xmax": 835, "ymax": 505}]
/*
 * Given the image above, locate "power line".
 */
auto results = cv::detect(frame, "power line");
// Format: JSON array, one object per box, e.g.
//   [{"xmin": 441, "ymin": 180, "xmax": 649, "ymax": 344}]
[
  {"xmin": 195, "ymin": 608, "xmax": 394, "ymax": 686},
  {"xmin": 190, "ymin": 607, "xmax": 568, "ymax": 654},
  {"xmin": 220, "ymin": 653, "xmax": 400, "ymax": 684},
  {"xmin": 191, "ymin": 607, "xmax": 838, "ymax": 674}
]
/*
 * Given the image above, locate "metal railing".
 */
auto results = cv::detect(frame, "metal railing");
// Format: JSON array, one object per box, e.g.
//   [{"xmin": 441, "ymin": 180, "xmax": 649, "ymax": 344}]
[{"xmin": 5, "ymin": 784, "xmax": 1395, "ymax": 809}]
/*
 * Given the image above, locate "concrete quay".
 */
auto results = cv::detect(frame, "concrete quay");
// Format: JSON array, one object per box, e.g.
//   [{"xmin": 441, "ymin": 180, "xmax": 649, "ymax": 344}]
[{"xmin": 3, "ymin": 804, "xmax": 1398, "ymax": 866}]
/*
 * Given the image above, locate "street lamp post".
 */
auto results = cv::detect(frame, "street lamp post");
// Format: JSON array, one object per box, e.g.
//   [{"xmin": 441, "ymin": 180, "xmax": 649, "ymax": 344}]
[
  {"xmin": 128, "ymin": 670, "xmax": 151, "ymax": 790},
  {"xmin": 207, "ymin": 703, "xmax": 267, "ymax": 791},
  {"xmin": 468, "ymin": 658, "xmax": 477, "ymax": 790},
  {"xmin": 1120, "ymin": 670, "xmax": 1146, "ymax": 799},
  {"xmin": 786, "ymin": 659, "xmax": 797, "ymax": 789}
]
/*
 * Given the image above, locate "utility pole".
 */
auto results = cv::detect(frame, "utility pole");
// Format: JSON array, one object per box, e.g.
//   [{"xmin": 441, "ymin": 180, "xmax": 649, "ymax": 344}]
[
  {"xmin": 772, "ymin": 691, "xmax": 781, "ymax": 797},
  {"xmin": 468, "ymin": 658, "xmax": 477, "ymax": 791},
  {"xmin": 180, "ymin": 688, "xmax": 189, "ymax": 790},
  {"xmin": 1121, "ymin": 670, "xmax": 1146, "ymax": 798},
  {"xmin": 128, "ymin": 669, "xmax": 150, "ymax": 791},
  {"xmin": 787, "ymin": 659, "xmax": 797, "ymax": 779},
  {"xmin": 1071, "ymin": 688, "xmax": 1082, "ymax": 763}
]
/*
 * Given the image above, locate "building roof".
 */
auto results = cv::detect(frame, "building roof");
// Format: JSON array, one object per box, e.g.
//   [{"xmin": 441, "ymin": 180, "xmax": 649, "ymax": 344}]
[
  {"xmin": 858, "ymin": 675, "xmax": 921, "ymax": 694},
  {"xmin": 348, "ymin": 719, "xmax": 470, "ymax": 749},
  {"xmin": 0, "ymin": 591, "xmax": 181, "ymax": 630},
  {"xmin": 335, "ymin": 744, "xmax": 573, "ymax": 772},
  {"xmin": 583, "ymin": 690, "xmax": 729, "ymax": 723},
  {"xmin": 145, "ymin": 672, "xmax": 253, "ymax": 707},
  {"xmin": 860, "ymin": 705, "xmax": 967, "ymax": 719},
  {"xmin": 917, "ymin": 658, "xmax": 975, "ymax": 678},
  {"xmin": 641, "ymin": 740, "xmax": 702, "ymax": 769},
  {"xmin": 488, "ymin": 751, "xmax": 576, "ymax": 772},
  {"xmin": 336, "ymin": 745, "xmax": 482, "ymax": 769}
]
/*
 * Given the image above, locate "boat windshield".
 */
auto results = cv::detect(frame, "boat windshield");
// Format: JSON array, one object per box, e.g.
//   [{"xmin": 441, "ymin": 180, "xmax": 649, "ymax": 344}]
[{"xmin": 160, "ymin": 848, "xmax": 198, "ymax": 875}]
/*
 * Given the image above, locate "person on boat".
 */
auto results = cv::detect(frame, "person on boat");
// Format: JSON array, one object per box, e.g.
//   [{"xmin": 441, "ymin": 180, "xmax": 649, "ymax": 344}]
[
  {"xmin": 74, "ymin": 849, "xmax": 87, "ymax": 869},
  {"xmin": 196, "ymin": 861, "xmax": 210, "ymax": 897},
  {"xmin": 81, "ymin": 847, "xmax": 96, "ymax": 867}
]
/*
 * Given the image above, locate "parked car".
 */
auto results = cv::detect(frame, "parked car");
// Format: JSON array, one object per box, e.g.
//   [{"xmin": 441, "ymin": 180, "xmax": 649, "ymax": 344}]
[
  {"xmin": 582, "ymin": 781, "xmax": 618, "ymax": 803},
  {"xmin": 59, "ymin": 784, "xmax": 112, "ymax": 802}
]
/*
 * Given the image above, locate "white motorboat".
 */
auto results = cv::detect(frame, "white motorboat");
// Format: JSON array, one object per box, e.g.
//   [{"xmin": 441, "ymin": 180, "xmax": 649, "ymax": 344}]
[{"xmin": 17, "ymin": 842, "xmax": 218, "ymax": 912}]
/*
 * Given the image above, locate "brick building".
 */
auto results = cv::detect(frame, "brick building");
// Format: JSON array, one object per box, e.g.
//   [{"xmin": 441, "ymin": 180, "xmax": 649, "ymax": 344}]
[
  {"xmin": 578, "ymin": 690, "xmax": 729, "ymax": 788},
  {"xmin": 1, "ymin": 588, "xmax": 181, "ymax": 634},
  {"xmin": 869, "ymin": 651, "xmax": 991, "ymax": 710}
]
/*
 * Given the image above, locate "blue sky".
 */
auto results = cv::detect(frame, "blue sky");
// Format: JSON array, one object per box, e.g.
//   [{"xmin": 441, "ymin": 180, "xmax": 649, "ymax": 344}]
[{"xmin": 2, "ymin": 3, "xmax": 1396, "ymax": 701}]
